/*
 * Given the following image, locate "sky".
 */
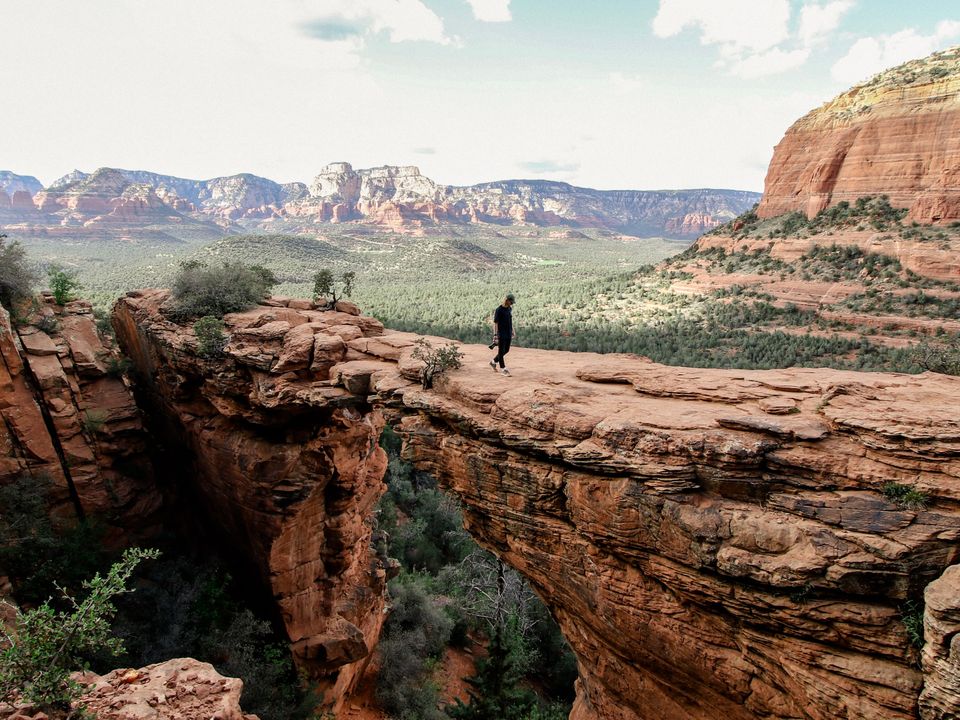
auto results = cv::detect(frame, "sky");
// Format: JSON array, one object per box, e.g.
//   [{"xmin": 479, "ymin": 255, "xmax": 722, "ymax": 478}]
[{"xmin": 3, "ymin": 1, "xmax": 959, "ymax": 192}]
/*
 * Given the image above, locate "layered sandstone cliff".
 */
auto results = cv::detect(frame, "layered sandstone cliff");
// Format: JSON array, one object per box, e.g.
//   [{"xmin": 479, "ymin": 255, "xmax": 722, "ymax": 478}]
[
  {"xmin": 0, "ymin": 298, "xmax": 159, "ymax": 535},
  {"xmin": 114, "ymin": 291, "xmax": 960, "ymax": 720},
  {"xmin": 758, "ymin": 45, "xmax": 960, "ymax": 222},
  {"xmin": 2, "ymin": 164, "xmax": 758, "ymax": 239},
  {"xmin": 112, "ymin": 292, "xmax": 392, "ymax": 712}
]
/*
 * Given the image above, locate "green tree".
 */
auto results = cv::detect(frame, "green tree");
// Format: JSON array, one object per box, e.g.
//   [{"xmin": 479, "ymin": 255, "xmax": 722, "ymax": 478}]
[
  {"xmin": 0, "ymin": 547, "xmax": 160, "ymax": 710},
  {"xmin": 47, "ymin": 267, "xmax": 82, "ymax": 306},
  {"xmin": 0, "ymin": 233, "xmax": 36, "ymax": 310},
  {"xmin": 411, "ymin": 338, "xmax": 464, "ymax": 389},
  {"xmin": 312, "ymin": 268, "xmax": 355, "ymax": 304},
  {"xmin": 194, "ymin": 316, "xmax": 227, "ymax": 357},
  {"xmin": 449, "ymin": 615, "xmax": 537, "ymax": 720}
]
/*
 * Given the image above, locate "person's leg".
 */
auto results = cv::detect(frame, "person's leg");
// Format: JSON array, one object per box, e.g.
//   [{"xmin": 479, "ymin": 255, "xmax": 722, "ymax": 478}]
[{"xmin": 496, "ymin": 337, "xmax": 511, "ymax": 368}]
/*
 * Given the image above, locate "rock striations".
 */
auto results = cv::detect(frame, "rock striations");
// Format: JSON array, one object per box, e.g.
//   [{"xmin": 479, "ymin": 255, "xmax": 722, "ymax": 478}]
[
  {"xmin": 1, "ymin": 164, "xmax": 758, "ymax": 239},
  {"xmin": 758, "ymin": 45, "xmax": 960, "ymax": 222},
  {"xmin": 111, "ymin": 292, "xmax": 392, "ymax": 713},
  {"xmin": 0, "ymin": 297, "xmax": 160, "ymax": 537},
  {"xmin": 113, "ymin": 291, "xmax": 960, "ymax": 719}
]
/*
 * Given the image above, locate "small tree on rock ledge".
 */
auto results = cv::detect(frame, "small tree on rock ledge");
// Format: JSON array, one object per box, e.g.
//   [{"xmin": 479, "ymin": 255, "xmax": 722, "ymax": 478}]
[
  {"xmin": 313, "ymin": 269, "xmax": 355, "ymax": 305},
  {"xmin": 411, "ymin": 338, "xmax": 464, "ymax": 389}
]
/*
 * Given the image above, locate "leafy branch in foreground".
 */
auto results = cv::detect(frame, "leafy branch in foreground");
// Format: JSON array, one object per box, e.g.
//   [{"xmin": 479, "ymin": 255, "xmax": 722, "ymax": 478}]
[
  {"xmin": 0, "ymin": 547, "xmax": 160, "ymax": 711},
  {"xmin": 411, "ymin": 338, "xmax": 464, "ymax": 389}
]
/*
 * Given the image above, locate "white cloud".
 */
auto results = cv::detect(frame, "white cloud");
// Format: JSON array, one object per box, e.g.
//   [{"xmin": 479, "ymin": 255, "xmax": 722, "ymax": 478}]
[
  {"xmin": 652, "ymin": 0, "xmax": 791, "ymax": 55},
  {"xmin": 608, "ymin": 72, "xmax": 644, "ymax": 94},
  {"xmin": 652, "ymin": 0, "xmax": 857, "ymax": 79},
  {"xmin": 832, "ymin": 19, "xmax": 960, "ymax": 83},
  {"xmin": 798, "ymin": 1, "xmax": 855, "ymax": 46},
  {"xmin": 303, "ymin": 0, "xmax": 453, "ymax": 46},
  {"xmin": 729, "ymin": 47, "xmax": 812, "ymax": 79},
  {"xmin": 466, "ymin": 0, "xmax": 512, "ymax": 22}
]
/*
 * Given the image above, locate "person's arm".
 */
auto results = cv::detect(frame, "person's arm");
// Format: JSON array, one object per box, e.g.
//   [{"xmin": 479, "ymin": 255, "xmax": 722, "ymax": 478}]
[{"xmin": 493, "ymin": 307, "xmax": 500, "ymax": 336}]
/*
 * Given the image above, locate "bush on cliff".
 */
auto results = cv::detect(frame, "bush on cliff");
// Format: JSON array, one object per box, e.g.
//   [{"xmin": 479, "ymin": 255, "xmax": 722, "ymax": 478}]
[
  {"xmin": 194, "ymin": 315, "xmax": 227, "ymax": 357},
  {"xmin": 47, "ymin": 267, "xmax": 82, "ymax": 305},
  {"xmin": 170, "ymin": 260, "xmax": 277, "ymax": 319},
  {"xmin": 0, "ymin": 547, "xmax": 159, "ymax": 711},
  {"xmin": 0, "ymin": 233, "xmax": 36, "ymax": 310},
  {"xmin": 411, "ymin": 338, "xmax": 464, "ymax": 389},
  {"xmin": 312, "ymin": 268, "xmax": 355, "ymax": 305}
]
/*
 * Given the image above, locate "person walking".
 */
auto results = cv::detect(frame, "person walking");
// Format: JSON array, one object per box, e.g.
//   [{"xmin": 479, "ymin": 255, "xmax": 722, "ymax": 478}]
[{"xmin": 489, "ymin": 293, "xmax": 516, "ymax": 375}]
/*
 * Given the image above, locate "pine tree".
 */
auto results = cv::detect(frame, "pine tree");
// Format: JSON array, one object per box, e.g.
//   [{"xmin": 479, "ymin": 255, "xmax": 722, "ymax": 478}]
[{"xmin": 449, "ymin": 615, "xmax": 536, "ymax": 720}]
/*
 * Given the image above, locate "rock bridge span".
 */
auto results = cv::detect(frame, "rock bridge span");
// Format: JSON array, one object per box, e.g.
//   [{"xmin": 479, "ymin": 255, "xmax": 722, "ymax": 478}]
[{"xmin": 112, "ymin": 290, "xmax": 960, "ymax": 720}]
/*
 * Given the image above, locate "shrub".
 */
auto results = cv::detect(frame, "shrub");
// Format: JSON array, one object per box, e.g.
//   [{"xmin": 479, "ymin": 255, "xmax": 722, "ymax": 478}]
[
  {"xmin": 194, "ymin": 316, "xmax": 227, "ymax": 357},
  {"xmin": 913, "ymin": 336, "xmax": 960, "ymax": 375},
  {"xmin": 82, "ymin": 409, "xmax": 108, "ymax": 435},
  {"xmin": 312, "ymin": 269, "xmax": 355, "ymax": 304},
  {"xmin": 171, "ymin": 260, "xmax": 276, "ymax": 319},
  {"xmin": 36, "ymin": 314, "xmax": 59, "ymax": 335},
  {"xmin": 93, "ymin": 308, "xmax": 115, "ymax": 339},
  {"xmin": 105, "ymin": 355, "xmax": 132, "ymax": 377},
  {"xmin": 901, "ymin": 599, "xmax": 925, "ymax": 649},
  {"xmin": 0, "ymin": 233, "xmax": 36, "ymax": 310},
  {"xmin": 0, "ymin": 547, "xmax": 159, "ymax": 710},
  {"xmin": 411, "ymin": 338, "xmax": 464, "ymax": 389},
  {"xmin": 882, "ymin": 482, "xmax": 930, "ymax": 510},
  {"xmin": 375, "ymin": 576, "xmax": 452, "ymax": 720},
  {"xmin": 47, "ymin": 267, "xmax": 82, "ymax": 305},
  {"xmin": 449, "ymin": 615, "xmax": 537, "ymax": 720}
]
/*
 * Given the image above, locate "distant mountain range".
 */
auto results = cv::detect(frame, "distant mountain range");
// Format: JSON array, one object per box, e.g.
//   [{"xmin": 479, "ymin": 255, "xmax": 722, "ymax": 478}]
[{"xmin": 0, "ymin": 164, "xmax": 760, "ymax": 240}]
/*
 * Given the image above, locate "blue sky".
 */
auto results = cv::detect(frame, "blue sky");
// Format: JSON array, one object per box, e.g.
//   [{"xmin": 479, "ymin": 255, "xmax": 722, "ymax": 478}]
[{"xmin": 2, "ymin": 1, "xmax": 958, "ymax": 191}]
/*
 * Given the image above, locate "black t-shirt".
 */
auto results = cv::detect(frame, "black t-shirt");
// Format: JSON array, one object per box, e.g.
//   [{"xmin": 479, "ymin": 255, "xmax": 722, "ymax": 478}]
[{"xmin": 494, "ymin": 305, "xmax": 512, "ymax": 337}]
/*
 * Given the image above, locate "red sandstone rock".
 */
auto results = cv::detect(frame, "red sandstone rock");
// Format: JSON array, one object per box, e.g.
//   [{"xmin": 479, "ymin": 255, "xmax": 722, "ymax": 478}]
[
  {"xmin": 758, "ymin": 47, "xmax": 960, "ymax": 223},
  {"xmin": 78, "ymin": 658, "xmax": 256, "ymax": 720},
  {"xmin": 920, "ymin": 565, "xmax": 960, "ymax": 719},
  {"xmin": 113, "ymin": 292, "xmax": 960, "ymax": 720},
  {"xmin": 113, "ymin": 291, "xmax": 390, "ymax": 714},
  {"xmin": 0, "ymin": 300, "xmax": 160, "ymax": 539}
]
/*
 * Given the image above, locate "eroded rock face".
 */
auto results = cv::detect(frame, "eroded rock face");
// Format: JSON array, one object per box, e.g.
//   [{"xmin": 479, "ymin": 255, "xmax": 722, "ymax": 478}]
[
  {"xmin": 112, "ymin": 291, "xmax": 390, "ymax": 711},
  {"xmin": 78, "ymin": 658, "xmax": 257, "ymax": 720},
  {"xmin": 920, "ymin": 565, "xmax": 960, "ymax": 719},
  {"xmin": 115, "ymin": 294, "xmax": 960, "ymax": 719},
  {"xmin": 2, "ymin": 163, "xmax": 759, "ymax": 239},
  {"xmin": 0, "ymin": 298, "xmax": 160, "ymax": 535},
  {"xmin": 758, "ymin": 46, "xmax": 960, "ymax": 223}
]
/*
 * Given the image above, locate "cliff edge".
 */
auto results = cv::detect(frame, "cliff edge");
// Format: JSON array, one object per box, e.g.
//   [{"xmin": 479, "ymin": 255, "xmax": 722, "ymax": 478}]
[{"xmin": 114, "ymin": 290, "xmax": 960, "ymax": 719}]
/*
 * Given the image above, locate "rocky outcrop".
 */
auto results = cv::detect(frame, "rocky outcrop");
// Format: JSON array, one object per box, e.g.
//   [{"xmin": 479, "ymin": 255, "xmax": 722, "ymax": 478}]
[
  {"xmin": 0, "ymin": 172, "xmax": 42, "ymax": 199},
  {"xmin": 115, "ymin": 292, "xmax": 960, "ymax": 719},
  {"xmin": 0, "ymin": 658, "xmax": 257, "ymax": 720},
  {"xmin": 0, "ymin": 298, "xmax": 160, "ymax": 535},
  {"xmin": 112, "ymin": 291, "xmax": 391, "ymax": 713},
  {"xmin": 920, "ymin": 565, "xmax": 960, "ymax": 719},
  {"xmin": 3, "ymin": 164, "xmax": 759, "ymax": 239},
  {"xmin": 758, "ymin": 45, "xmax": 960, "ymax": 222},
  {"xmin": 79, "ymin": 659, "xmax": 258, "ymax": 720}
]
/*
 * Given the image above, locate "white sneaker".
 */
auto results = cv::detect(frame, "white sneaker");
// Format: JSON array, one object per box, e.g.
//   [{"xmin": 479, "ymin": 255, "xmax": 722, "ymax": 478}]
[
  {"xmin": 489, "ymin": 360, "xmax": 498, "ymax": 371},
  {"xmin": 501, "ymin": 368, "xmax": 511, "ymax": 376}
]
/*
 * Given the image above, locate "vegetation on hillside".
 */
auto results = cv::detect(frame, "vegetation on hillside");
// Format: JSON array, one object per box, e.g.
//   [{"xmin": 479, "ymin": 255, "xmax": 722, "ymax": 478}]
[{"xmin": 0, "ymin": 233, "xmax": 35, "ymax": 310}]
